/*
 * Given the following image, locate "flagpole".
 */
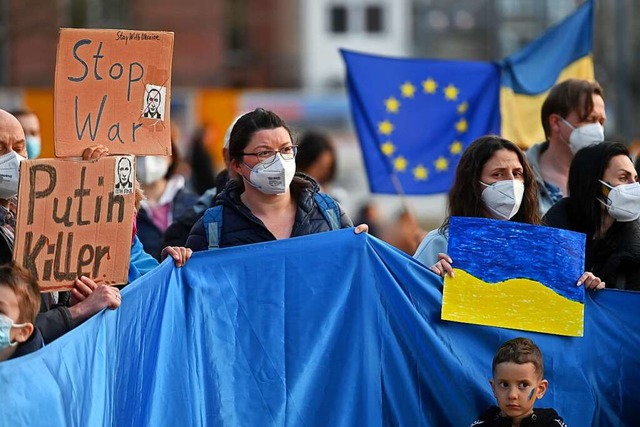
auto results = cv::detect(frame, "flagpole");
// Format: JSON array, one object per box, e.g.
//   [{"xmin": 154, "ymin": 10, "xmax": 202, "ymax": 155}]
[{"xmin": 387, "ymin": 167, "xmax": 416, "ymax": 218}]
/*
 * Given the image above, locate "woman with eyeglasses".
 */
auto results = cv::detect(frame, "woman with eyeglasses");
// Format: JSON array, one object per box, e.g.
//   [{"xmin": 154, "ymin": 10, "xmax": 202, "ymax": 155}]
[
  {"xmin": 544, "ymin": 142, "xmax": 640, "ymax": 290},
  {"xmin": 186, "ymin": 108, "xmax": 367, "ymax": 250}
]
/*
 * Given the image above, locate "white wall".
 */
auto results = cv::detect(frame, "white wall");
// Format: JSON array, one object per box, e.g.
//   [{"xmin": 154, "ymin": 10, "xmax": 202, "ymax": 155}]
[{"xmin": 301, "ymin": 0, "xmax": 411, "ymax": 91}]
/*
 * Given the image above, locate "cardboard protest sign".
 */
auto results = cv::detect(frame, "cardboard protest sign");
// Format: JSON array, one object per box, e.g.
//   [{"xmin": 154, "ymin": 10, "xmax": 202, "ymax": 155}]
[
  {"xmin": 441, "ymin": 216, "xmax": 586, "ymax": 337},
  {"xmin": 13, "ymin": 157, "xmax": 136, "ymax": 292},
  {"xmin": 55, "ymin": 28, "xmax": 174, "ymax": 157}
]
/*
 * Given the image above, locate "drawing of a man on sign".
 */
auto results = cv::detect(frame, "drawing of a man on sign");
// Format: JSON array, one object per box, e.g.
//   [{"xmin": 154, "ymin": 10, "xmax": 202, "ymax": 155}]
[
  {"xmin": 142, "ymin": 85, "xmax": 166, "ymax": 120},
  {"xmin": 114, "ymin": 156, "xmax": 134, "ymax": 194}
]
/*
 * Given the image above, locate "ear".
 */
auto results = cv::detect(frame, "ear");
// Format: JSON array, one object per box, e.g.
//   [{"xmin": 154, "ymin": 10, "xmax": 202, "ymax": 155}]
[
  {"xmin": 13, "ymin": 322, "xmax": 34, "ymax": 344},
  {"xmin": 536, "ymin": 379, "xmax": 549, "ymax": 399},
  {"xmin": 548, "ymin": 114, "xmax": 562, "ymax": 136},
  {"xmin": 489, "ymin": 379, "xmax": 497, "ymax": 397},
  {"xmin": 231, "ymin": 159, "xmax": 244, "ymax": 176}
]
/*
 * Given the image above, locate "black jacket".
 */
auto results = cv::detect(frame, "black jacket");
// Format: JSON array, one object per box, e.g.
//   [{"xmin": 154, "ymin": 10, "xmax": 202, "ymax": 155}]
[
  {"xmin": 36, "ymin": 295, "xmax": 75, "ymax": 344},
  {"xmin": 186, "ymin": 174, "xmax": 352, "ymax": 251},
  {"xmin": 470, "ymin": 406, "xmax": 566, "ymax": 426},
  {"xmin": 544, "ymin": 198, "xmax": 640, "ymax": 290},
  {"xmin": 162, "ymin": 170, "xmax": 230, "ymax": 248}
]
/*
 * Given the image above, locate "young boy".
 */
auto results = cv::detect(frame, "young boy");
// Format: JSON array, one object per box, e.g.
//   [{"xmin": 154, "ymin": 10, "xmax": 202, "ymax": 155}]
[
  {"xmin": 0, "ymin": 264, "xmax": 43, "ymax": 361},
  {"xmin": 470, "ymin": 337, "xmax": 566, "ymax": 427}
]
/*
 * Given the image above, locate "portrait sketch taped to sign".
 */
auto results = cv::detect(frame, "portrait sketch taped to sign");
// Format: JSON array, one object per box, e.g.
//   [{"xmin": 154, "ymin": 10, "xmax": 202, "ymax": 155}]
[
  {"xmin": 13, "ymin": 157, "xmax": 136, "ymax": 292},
  {"xmin": 54, "ymin": 28, "xmax": 174, "ymax": 157}
]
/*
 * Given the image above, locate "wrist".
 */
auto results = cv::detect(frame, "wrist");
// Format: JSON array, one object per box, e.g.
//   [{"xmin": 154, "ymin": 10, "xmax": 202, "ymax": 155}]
[{"xmin": 68, "ymin": 304, "xmax": 89, "ymax": 324}]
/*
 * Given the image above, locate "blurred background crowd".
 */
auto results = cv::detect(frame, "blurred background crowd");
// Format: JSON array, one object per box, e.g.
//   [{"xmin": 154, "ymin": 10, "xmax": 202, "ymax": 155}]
[{"xmin": 1, "ymin": 0, "xmax": 637, "ymax": 254}]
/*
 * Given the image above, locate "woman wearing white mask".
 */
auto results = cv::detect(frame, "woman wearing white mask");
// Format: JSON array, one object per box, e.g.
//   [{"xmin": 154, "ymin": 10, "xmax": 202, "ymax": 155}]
[
  {"xmin": 136, "ymin": 142, "xmax": 199, "ymax": 260},
  {"xmin": 544, "ymin": 142, "xmax": 640, "ymax": 290},
  {"xmin": 414, "ymin": 135, "xmax": 603, "ymax": 289},
  {"xmin": 186, "ymin": 108, "xmax": 366, "ymax": 250}
]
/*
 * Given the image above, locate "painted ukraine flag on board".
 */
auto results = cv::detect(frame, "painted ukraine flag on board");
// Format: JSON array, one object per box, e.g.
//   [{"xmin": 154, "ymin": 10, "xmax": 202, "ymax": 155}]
[
  {"xmin": 500, "ymin": 0, "xmax": 594, "ymax": 148},
  {"xmin": 343, "ymin": 0, "xmax": 594, "ymax": 194}
]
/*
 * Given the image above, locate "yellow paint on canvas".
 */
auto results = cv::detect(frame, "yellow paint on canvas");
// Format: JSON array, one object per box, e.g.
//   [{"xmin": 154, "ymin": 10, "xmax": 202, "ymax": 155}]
[{"xmin": 442, "ymin": 269, "xmax": 584, "ymax": 337}]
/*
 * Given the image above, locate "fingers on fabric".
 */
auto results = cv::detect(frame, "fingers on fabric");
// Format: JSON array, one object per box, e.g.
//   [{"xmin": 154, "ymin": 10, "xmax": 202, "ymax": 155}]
[
  {"xmin": 354, "ymin": 224, "xmax": 369, "ymax": 234},
  {"xmin": 161, "ymin": 246, "xmax": 192, "ymax": 267},
  {"xmin": 430, "ymin": 259, "xmax": 454, "ymax": 278},
  {"xmin": 577, "ymin": 272, "xmax": 605, "ymax": 290}
]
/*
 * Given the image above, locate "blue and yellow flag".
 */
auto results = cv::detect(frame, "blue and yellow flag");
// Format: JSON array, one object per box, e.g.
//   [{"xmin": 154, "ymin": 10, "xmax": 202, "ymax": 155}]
[
  {"xmin": 342, "ymin": 49, "xmax": 501, "ymax": 195},
  {"xmin": 501, "ymin": 0, "xmax": 594, "ymax": 147},
  {"xmin": 1, "ymin": 230, "xmax": 639, "ymax": 426}
]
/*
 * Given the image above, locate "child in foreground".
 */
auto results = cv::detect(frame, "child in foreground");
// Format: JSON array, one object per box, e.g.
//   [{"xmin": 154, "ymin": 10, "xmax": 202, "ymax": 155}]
[
  {"xmin": 0, "ymin": 263, "xmax": 43, "ymax": 361},
  {"xmin": 470, "ymin": 337, "xmax": 566, "ymax": 427}
]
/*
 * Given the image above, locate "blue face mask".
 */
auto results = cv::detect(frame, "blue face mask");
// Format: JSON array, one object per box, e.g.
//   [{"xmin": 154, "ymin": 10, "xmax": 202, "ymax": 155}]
[
  {"xmin": 26, "ymin": 135, "xmax": 41, "ymax": 159},
  {"xmin": 0, "ymin": 313, "xmax": 26, "ymax": 351}
]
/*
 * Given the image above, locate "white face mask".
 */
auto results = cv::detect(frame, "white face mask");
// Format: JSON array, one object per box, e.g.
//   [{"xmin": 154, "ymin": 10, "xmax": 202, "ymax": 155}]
[
  {"xmin": 480, "ymin": 179, "xmax": 525, "ymax": 220},
  {"xmin": 244, "ymin": 154, "xmax": 296, "ymax": 195},
  {"xmin": 598, "ymin": 180, "xmax": 640, "ymax": 222},
  {"xmin": 0, "ymin": 151, "xmax": 25, "ymax": 200},
  {"xmin": 560, "ymin": 118, "xmax": 605, "ymax": 155},
  {"xmin": 0, "ymin": 313, "xmax": 26, "ymax": 351},
  {"xmin": 136, "ymin": 156, "xmax": 170, "ymax": 185}
]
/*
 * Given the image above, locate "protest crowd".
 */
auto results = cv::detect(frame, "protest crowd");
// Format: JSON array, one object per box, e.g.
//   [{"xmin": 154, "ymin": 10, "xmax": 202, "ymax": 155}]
[{"xmin": 2, "ymin": 3, "xmax": 640, "ymax": 425}]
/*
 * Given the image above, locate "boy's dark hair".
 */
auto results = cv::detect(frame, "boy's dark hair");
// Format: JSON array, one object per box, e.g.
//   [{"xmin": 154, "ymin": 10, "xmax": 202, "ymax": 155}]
[
  {"xmin": 0, "ymin": 263, "xmax": 41, "ymax": 324},
  {"xmin": 492, "ymin": 337, "xmax": 544, "ymax": 378}
]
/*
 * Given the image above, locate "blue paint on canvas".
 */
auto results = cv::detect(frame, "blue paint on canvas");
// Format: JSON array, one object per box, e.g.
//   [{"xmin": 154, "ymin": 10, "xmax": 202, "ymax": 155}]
[{"xmin": 448, "ymin": 216, "xmax": 586, "ymax": 302}]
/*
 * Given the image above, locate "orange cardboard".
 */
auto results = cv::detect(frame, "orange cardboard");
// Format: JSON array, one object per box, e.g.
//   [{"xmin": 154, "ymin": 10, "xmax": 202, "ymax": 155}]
[
  {"xmin": 13, "ymin": 157, "xmax": 136, "ymax": 292},
  {"xmin": 54, "ymin": 28, "xmax": 174, "ymax": 157}
]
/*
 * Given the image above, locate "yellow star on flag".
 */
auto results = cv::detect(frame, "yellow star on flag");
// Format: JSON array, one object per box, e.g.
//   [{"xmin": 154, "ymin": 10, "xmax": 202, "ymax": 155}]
[
  {"xmin": 422, "ymin": 78, "xmax": 438, "ymax": 94},
  {"xmin": 455, "ymin": 118, "xmax": 468, "ymax": 133},
  {"xmin": 457, "ymin": 101, "xmax": 468, "ymax": 114},
  {"xmin": 443, "ymin": 84, "xmax": 459, "ymax": 101},
  {"xmin": 400, "ymin": 81, "xmax": 416, "ymax": 98},
  {"xmin": 434, "ymin": 156, "xmax": 449, "ymax": 171},
  {"xmin": 380, "ymin": 141, "xmax": 396, "ymax": 156},
  {"xmin": 394, "ymin": 156, "xmax": 408, "ymax": 172},
  {"xmin": 450, "ymin": 141, "xmax": 463, "ymax": 155},
  {"xmin": 385, "ymin": 97, "xmax": 400, "ymax": 113},
  {"xmin": 378, "ymin": 120, "xmax": 394, "ymax": 135},
  {"xmin": 413, "ymin": 165, "xmax": 428, "ymax": 181}
]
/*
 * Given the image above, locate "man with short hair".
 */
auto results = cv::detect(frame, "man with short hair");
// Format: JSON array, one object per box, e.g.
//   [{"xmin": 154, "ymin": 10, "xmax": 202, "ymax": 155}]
[
  {"xmin": 0, "ymin": 108, "xmax": 122, "ymax": 344},
  {"xmin": 526, "ymin": 79, "xmax": 606, "ymax": 215},
  {"xmin": 143, "ymin": 88, "xmax": 162, "ymax": 119}
]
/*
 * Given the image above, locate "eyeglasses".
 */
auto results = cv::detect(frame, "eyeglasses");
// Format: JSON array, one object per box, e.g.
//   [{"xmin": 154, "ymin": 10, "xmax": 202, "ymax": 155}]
[{"xmin": 241, "ymin": 145, "xmax": 298, "ymax": 163}]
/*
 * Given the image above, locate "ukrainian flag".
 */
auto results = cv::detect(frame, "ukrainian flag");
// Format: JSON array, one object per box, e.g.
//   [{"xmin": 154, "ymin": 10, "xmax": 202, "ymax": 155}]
[{"xmin": 500, "ymin": 0, "xmax": 594, "ymax": 148}]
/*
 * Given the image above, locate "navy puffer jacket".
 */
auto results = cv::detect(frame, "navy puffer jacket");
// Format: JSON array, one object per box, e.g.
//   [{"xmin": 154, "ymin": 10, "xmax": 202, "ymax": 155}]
[{"xmin": 186, "ymin": 174, "xmax": 353, "ymax": 251}]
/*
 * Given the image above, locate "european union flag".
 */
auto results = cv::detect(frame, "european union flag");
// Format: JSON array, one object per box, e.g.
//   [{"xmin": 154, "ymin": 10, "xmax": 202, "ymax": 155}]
[{"xmin": 342, "ymin": 49, "xmax": 501, "ymax": 195}]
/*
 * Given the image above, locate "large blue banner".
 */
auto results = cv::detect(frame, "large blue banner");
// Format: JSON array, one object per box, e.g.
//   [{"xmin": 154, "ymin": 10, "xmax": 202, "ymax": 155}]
[{"xmin": 1, "ymin": 230, "xmax": 639, "ymax": 426}]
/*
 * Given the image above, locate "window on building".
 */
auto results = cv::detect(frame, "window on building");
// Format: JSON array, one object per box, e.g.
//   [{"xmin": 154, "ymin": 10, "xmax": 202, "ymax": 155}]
[
  {"xmin": 365, "ymin": 5, "xmax": 384, "ymax": 33},
  {"xmin": 329, "ymin": 5, "xmax": 348, "ymax": 33}
]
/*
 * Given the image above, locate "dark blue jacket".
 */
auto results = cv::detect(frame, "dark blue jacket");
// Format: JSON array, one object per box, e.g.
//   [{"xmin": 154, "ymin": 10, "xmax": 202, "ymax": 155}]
[
  {"xmin": 470, "ymin": 405, "xmax": 566, "ymax": 426},
  {"xmin": 186, "ymin": 174, "xmax": 353, "ymax": 251},
  {"xmin": 137, "ymin": 187, "xmax": 199, "ymax": 261}
]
